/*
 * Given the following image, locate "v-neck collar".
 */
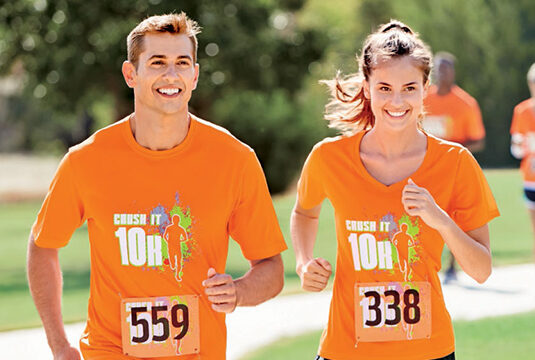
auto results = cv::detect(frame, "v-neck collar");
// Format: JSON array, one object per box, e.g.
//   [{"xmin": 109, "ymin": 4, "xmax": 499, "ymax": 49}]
[{"xmin": 353, "ymin": 130, "xmax": 434, "ymax": 192}]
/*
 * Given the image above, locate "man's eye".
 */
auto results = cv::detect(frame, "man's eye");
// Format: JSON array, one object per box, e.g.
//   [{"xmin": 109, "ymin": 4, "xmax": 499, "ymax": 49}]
[
  {"xmin": 379, "ymin": 86, "xmax": 390, "ymax": 91},
  {"xmin": 406, "ymin": 86, "xmax": 416, "ymax": 91}
]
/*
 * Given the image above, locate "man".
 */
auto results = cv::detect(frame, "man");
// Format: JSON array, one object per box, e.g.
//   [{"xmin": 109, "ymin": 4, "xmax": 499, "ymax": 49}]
[
  {"xmin": 510, "ymin": 62, "xmax": 535, "ymax": 261},
  {"xmin": 422, "ymin": 52, "xmax": 486, "ymax": 283},
  {"xmin": 27, "ymin": 13, "xmax": 286, "ymax": 360}
]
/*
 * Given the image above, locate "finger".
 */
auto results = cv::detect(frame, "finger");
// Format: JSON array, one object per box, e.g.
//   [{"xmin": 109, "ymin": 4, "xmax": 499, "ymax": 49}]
[
  {"xmin": 403, "ymin": 184, "xmax": 422, "ymax": 195},
  {"xmin": 303, "ymin": 278, "xmax": 329, "ymax": 289},
  {"xmin": 204, "ymin": 282, "xmax": 235, "ymax": 295},
  {"xmin": 211, "ymin": 303, "xmax": 236, "ymax": 313},
  {"xmin": 207, "ymin": 267, "xmax": 217, "ymax": 278},
  {"xmin": 207, "ymin": 294, "xmax": 236, "ymax": 304},
  {"xmin": 306, "ymin": 260, "xmax": 331, "ymax": 277},
  {"xmin": 402, "ymin": 199, "xmax": 423, "ymax": 208},
  {"xmin": 404, "ymin": 206, "xmax": 420, "ymax": 217},
  {"xmin": 303, "ymin": 271, "xmax": 330, "ymax": 284},
  {"xmin": 315, "ymin": 258, "xmax": 332, "ymax": 272},
  {"xmin": 203, "ymin": 273, "xmax": 232, "ymax": 287},
  {"xmin": 303, "ymin": 283, "xmax": 327, "ymax": 292},
  {"xmin": 403, "ymin": 200, "xmax": 421, "ymax": 214},
  {"xmin": 401, "ymin": 192, "xmax": 426, "ymax": 202}
]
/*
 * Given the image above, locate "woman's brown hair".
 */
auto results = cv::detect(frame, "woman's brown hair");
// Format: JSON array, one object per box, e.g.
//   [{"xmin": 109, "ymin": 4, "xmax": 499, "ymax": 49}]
[{"xmin": 322, "ymin": 20, "xmax": 433, "ymax": 134}]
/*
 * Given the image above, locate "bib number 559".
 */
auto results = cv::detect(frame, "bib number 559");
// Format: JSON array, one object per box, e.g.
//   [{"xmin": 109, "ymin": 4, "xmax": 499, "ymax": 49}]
[{"xmin": 121, "ymin": 295, "xmax": 199, "ymax": 357}]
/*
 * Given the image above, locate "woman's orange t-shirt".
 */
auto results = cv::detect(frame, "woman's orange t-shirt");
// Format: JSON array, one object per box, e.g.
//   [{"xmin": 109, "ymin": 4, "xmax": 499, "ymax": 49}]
[{"xmin": 298, "ymin": 131, "xmax": 499, "ymax": 360}]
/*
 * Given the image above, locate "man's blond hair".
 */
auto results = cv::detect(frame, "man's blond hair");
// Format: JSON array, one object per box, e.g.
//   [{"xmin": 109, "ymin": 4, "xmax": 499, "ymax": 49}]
[{"xmin": 127, "ymin": 12, "xmax": 201, "ymax": 68}]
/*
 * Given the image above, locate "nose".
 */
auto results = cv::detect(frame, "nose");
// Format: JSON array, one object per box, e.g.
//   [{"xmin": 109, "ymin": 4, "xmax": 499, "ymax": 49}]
[
  {"xmin": 391, "ymin": 90, "xmax": 404, "ymax": 107},
  {"xmin": 163, "ymin": 65, "xmax": 180, "ymax": 80}
]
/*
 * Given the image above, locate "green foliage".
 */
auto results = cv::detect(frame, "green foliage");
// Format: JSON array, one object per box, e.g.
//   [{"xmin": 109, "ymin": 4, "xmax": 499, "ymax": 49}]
[
  {"xmin": 213, "ymin": 89, "xmax": 327, "ymax": 193},
  {"xmin": 390, "ymin": 0, "xmax": 535, "ymax": 167},
  {"xmin": 0, "ymin": 0, "xmax": 328, "ymax": 193}
]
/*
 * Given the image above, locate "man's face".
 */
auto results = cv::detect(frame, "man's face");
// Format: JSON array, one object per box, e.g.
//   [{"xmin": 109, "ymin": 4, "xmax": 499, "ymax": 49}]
[
  {"xmin": 435, "ymin": 60, "xmax": 455, "ymax": 88},
  {"xmin": 124, "ymin": 32, "xmax": 199, "ymax": 116}
]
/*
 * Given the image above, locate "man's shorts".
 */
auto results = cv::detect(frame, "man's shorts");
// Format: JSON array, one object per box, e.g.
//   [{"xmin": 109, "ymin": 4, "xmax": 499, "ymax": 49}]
[
  {"xmin": 524, "ymin": 182, "xmax": 535, "ymax": 210},
  {"xmin": 315, "ymin": 353, "xmax": 455, "ymax": 360}
]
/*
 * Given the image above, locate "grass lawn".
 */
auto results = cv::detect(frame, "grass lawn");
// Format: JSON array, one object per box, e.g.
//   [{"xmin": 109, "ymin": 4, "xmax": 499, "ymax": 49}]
[
  {"xmin": 0, "ymin": 169, "xmax": 532, "ymax": 330},
  {"xmin": 241, "ymin": 310, "xmax": 535, "ymax": 360}
]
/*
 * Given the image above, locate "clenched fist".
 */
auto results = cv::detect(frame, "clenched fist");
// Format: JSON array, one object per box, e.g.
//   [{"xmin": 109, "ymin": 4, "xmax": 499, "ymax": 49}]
[{"xmin": 297, "ymin": 258, "xmax": 332, "ymax": 292}]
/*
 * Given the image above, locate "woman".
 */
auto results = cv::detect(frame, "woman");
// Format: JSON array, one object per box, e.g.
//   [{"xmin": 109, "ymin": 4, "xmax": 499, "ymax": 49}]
[
  {"xmin": 510, "ymin": 62, "xmax": 535, "ymax": 260},
  {"xmin": 291, "ymin": 20, "xmax": 499, "ymax": 360}
]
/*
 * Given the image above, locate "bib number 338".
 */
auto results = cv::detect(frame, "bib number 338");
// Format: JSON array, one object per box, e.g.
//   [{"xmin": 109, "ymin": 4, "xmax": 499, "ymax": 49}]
[
  {"xmin": 121, "ymin": 295, "xmax": 200, "ymax": 357},
  {"xmin": 354, "ymin": 282, "xmax": 431, "ymax": 342}
]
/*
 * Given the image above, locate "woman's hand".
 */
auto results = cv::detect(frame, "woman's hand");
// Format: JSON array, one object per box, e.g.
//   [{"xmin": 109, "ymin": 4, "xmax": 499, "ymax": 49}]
[
  {"xmin": 296, "ymin": 258, "xmax": 332, "ymax": 292},
  {"xmin": 401, "ymin": 178, "xmax": 449, "ymax": 231}
]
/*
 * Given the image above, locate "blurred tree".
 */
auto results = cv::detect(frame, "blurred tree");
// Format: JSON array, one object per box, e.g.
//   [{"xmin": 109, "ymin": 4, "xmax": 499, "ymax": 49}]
[
  {"xmin": 392, "ymin": 0, "xmax": 535, "ymax": 167},
  {"xmin": 0, "ymin": 0, "xmax": 328, "ymax": 193}
]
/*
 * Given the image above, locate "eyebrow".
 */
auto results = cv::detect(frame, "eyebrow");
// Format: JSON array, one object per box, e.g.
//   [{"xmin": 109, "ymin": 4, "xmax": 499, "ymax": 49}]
[
  {"xmin": 147, "ymin": 55, "xmax": 193, "ymax": 62},
  {"xmin": 377, "ymin": 81, "xmax": 419, "ymax": 86}
]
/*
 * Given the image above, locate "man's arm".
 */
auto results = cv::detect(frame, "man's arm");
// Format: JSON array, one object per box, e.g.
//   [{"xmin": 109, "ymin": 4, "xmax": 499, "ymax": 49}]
[
  {"xmin": 202, "ymin": 254, "xmax": 284, "ymax": 313},
  {"xmin": 465, "ymin": 138, "xmax": 485, "ymax": 153},
  {"xmin": 27, "ymin": 234, "xmax": 81, "ymax": 360}
]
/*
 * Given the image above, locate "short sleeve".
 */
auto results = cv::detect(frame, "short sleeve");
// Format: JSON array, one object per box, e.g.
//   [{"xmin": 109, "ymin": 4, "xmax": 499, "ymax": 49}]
[
  {"xmin": 449, "ymin": 149, "xmax": 499, "ymax": 231},
  {"xmin": 297, "ymin": 145, "xmax": 326, "ymax": 209},
  {"xmin": 31, "ymin": 152, "xmax": 86, "ymax": 248},
  {"xmin": 228, "ymin": 151, "xmax": 287, "ymax": 260},
  {"xmin": 466, "ymin": 101, "xmax": 485, "ymax": 141}
]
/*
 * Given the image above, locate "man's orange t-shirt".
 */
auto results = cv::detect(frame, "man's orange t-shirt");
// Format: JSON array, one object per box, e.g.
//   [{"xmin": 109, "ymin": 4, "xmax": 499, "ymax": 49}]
[
  {"xmin": 32, "ymin": 115, "xmax": 287, "ymax": 359},
  {"xmin": 298, "ymin": 131, "xmax": 499, "ymax": 360},
  {"xmin": 423, "ymin": 85, "xmax": 485, "ymax": 145},
  {"xmin": 510, "ymin": 98, "xmax": 535, "ymax": 183}
]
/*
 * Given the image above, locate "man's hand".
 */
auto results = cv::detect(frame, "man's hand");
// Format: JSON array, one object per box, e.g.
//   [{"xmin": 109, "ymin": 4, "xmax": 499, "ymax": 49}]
[
  {"xmin": 296, "ymin": 257, "xmax": 332, "ymax": 292},
  {"xmin": 402, "ymin": 178, "xmax": 450, "ymax": 231},
  {"xmin": 53, "ymin": 344, "xmax": 81, "ymax": 360},
  {"xmin": 202, "ymin": 268, "xmax": 238, "ymax": 313}
]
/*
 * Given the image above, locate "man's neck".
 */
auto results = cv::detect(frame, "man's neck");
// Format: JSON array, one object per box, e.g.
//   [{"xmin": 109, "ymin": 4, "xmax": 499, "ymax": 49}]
[
  {"xmin": 436, "ymin": 83, "xmax": 454, "ymax": 96},
  {"xmin": 130, "ymin": 107, "xmax": 191, "ymax": 151}
]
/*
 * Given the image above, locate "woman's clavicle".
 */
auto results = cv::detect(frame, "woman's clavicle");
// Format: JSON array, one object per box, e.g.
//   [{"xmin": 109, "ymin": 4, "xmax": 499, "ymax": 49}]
[{"xmin": 359, "ymin": 134, "xmax": 428, "ymax": 187}]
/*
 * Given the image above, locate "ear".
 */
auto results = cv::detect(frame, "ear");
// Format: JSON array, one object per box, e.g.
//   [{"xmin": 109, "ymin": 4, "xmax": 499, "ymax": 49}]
[
  {"xmin": 192, "ymin": 63, "xmax": 200, "ymax": 90},
  {"xmin": 423, "ymin": 80, "xmax": 430, "ymax": 97},
  {"xmin": 363, "ymin": 80, "xmax": 371, "ymax": 100},
  {"xmin": 122, "ymin": 61, "xmax": 137, "ymax": 88}
]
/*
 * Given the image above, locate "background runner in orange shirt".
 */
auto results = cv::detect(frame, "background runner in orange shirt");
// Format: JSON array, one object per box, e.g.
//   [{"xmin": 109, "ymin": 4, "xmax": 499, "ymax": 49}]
[
  {"xmin": 292, "ymin": 20, "xmax": 498, "ymax": 360},
  {"xmin": 27, "ymin": 13, "xmax": 287, "ymax": 360},
  {"xmin": 422, "ymin": 52, "xmax": 486, "ymax": 283},
  {"xmin": 510, "ymin": 62, "xmax": 535, "ymax": 260}
]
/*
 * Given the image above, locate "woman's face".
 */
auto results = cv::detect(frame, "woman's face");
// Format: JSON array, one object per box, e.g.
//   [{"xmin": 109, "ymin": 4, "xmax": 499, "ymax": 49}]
[{"xmin": 364, "ymin": 56, "xmax": 427, "ymax": 132}]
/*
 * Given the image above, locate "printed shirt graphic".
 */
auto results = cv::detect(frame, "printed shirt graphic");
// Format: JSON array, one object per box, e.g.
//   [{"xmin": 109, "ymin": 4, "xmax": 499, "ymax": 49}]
[
  {"xmin": 423, "ymin": 85, "xmax": 485, "ymax": 145},
  {"xmin": 297, "ymin": 131, "xmax": 499, "ymax": 360},
  {"xmin": 32, "ymin": 115, "xmax": 287, "ymax": 360},
  {"xmin": 510, "ymin": 98, "xmax": 535, "ymax": 182}
]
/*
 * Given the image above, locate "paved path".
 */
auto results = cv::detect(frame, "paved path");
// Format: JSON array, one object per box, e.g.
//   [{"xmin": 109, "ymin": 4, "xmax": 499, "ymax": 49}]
[{"xmin": 1, "ymin": 264, "xmax": 534, "ymax": 359}]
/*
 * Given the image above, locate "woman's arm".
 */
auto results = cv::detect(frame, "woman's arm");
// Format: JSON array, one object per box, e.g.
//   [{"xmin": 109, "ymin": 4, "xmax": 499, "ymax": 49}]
[
  {"xmin": 402, "ymin": 179, "xmax": 491, "ymax": 283},
  {"xmin": 291, "ymin": 199, "xmax": 332, "ymax": 291}
]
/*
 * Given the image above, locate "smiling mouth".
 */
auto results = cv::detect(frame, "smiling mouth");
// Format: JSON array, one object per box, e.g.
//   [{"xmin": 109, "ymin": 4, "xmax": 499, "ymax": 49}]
[
  {"xmin": 385, "ymin": 110, "xmax": 409, "ymax": 118},
  {"xmin": 156, "ymin": 88, "xmax": 182, "ymax": 96}
]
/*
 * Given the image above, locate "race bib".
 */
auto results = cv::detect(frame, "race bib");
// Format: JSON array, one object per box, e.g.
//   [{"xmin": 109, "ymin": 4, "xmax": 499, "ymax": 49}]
[
  {"xmin": 354, "ymin": 282, "xmax": 431, "ymax": 343},
  {"xmin": 422, "ymin": 115, "xmax": 449, "ymax": 139},
  {"xmin": 121, "ymin": 295, "xmax": 200, "ymax": 357}
]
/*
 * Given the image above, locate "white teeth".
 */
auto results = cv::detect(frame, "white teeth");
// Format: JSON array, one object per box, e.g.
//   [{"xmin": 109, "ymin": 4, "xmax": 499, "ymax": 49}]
[
  {"xmin": 387, "ymin": 110, "xmax": 407, "ymax": 117},
  {"xmin": 158, "ymin": 88, "xmax": 180, "ymax": 95}
]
